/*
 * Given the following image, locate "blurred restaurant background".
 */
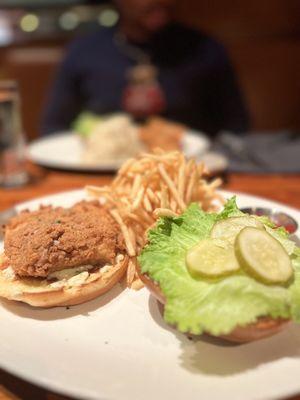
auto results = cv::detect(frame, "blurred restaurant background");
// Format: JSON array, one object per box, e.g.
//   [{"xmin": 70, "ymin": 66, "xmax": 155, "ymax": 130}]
[
  {"xmin": 1, "ymin": 0, "xmax": 300, "ymax": 136},
  {"xmin": 0, "ymin": 0, "xmax": 299, "ymax": 173}
]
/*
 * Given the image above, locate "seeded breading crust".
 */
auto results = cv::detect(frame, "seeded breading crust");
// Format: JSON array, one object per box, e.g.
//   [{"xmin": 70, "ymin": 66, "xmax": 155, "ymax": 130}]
[{"xmin": 4, "ymin": 201, "xmax": 125, "ymax": 278}]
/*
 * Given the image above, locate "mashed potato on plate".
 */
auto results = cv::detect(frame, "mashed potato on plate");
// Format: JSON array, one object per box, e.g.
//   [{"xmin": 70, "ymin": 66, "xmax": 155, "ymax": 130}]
[{"xmin": 81, "ymin": 114, "xmax": 145, "ymax": 165}]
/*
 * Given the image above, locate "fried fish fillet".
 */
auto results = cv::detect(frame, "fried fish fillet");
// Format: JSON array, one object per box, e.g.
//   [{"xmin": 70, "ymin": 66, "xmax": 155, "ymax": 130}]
[{"xmin": 4, "ymin": 201, "xmax": 125, "ymax": 278}]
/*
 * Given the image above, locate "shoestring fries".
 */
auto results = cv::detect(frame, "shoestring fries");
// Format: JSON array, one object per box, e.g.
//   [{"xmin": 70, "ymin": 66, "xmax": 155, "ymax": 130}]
[{"xmin": 86, "ymin": 149, "xmax": 224, "ymax": 289}]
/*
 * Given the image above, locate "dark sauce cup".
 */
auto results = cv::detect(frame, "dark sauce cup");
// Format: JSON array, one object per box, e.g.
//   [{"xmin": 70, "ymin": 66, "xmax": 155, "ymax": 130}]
[{"xmin": 241, "ymin": 207, "xmax": 298, "ymax": 234}]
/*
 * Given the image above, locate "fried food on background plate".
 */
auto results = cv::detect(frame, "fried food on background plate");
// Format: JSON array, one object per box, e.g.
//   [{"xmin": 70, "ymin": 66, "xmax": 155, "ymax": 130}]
[{"xmin": 139, "ymin": 117, "xmax": 185, "ymax": 151}]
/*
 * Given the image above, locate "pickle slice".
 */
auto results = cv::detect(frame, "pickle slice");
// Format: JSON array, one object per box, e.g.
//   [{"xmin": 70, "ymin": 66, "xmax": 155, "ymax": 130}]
[
  {"xmin": 235, "ymin": 227, "xmax": 293, "ymax": 284},
  {"xmin": 211, "ymin": 216, "xmax": 264, "ymax": 244},
  {"xmin": 186, "ymin": 238, "xmax": 240, "ymax": 278}
]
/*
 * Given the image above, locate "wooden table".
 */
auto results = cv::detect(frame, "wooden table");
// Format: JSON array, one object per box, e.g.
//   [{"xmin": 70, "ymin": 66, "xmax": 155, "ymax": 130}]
[{"xmin": 0, "ymin": 164, "xmax": 299, "ymax": 400}]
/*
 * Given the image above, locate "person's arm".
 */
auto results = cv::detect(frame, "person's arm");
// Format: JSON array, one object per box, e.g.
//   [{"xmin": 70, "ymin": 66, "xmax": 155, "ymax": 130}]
[{"xmin": 41, "ymin": 44, "xmax": 83, "ymax": 135}]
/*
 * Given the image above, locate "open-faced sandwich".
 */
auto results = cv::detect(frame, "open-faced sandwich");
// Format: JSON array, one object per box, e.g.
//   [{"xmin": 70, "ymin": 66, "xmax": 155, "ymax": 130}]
[
  {"xmin": 138, "ymin": 197, "xmax": 300, "ymax": 343},
  {"xmin": 0, "ymin": 201, "xmax": 128, "ymax": 307}
]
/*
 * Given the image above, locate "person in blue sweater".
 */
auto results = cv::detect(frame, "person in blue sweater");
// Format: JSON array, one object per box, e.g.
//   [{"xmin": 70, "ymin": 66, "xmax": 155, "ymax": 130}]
[{"xmin": 42, "ymin": 0, "xmax": 249, "ymax": 136}]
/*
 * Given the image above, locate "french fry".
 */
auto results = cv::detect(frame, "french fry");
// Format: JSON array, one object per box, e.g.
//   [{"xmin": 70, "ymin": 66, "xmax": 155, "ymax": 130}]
[
  {"xmin": 158, "ymin": 163, "xmax": 186, "ymax": 211},
  {"xmin": 136, "ymin": 208, "xmax": 155, "ymax": 225},
  {"xmin": 143, "ymin": 194, "xmax": 153, "ymax": 212},
  {"xmin": 208, "ymin": 177, "xmax": 222, "ymax": 190},
  {"xmin": 160, "ymin": 183, "xmax": 169, "ymax": 208},
  {"xmin": 128, "ymin": 226, "xmax": 137, "ymax": 252},
  {"xmin": 185, "ymin": 166, "xmax": 197, "ymax": 204},
  {"xmin": 153, "ymin": 208, "xmax": 178, "ymax": 218},
  {"xmin": 85, "ymin": 185, "xmax": 110, "ymax": 196},
  {"xmin": 170, "ymin": 199, "xmax": 177, "ymax": 213},
  {"xmin": 85, "ymin": 149, "xmax": 222, "ymax": 289},
  {"xmin": 131, "ymin": 174, "xmax": 142, "ymax": 199},
  {"xmin": 146, "ymin": 187, "xmax": 159, "ymax": 205},
  {"xmin": 109, "ymin": 209, "xmax": 136, "ymax": 257},
  {"xmin": 131, "ymin": 186, "xmax": 145, "ymax": 211},
  {"xmin": 131, "ymin": 278, "xmax": 144, "ymax": 290},
  {"xmin": 197, "ymin": 161, "xmax": 205, "ymax": 175},
  {"xmin": 127, "ymin": 259, "xmax": 136, "ymax": 286},
  {"xmin": 117, "ymin": 157, "xmax": 135, "ymax": 176},
  {"xmin": 126, "ymin": 212, "xmax": 148, "ymax": 227},
  {"xmin": 178, "ymin": 156, "xmax": 186, "ymax": 201}
]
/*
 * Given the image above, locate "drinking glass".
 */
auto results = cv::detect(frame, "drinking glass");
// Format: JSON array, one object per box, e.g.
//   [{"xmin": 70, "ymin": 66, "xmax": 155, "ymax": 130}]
[{"xmin": 0, "ymin": 80, "xmax": 29, "ymax": 187}]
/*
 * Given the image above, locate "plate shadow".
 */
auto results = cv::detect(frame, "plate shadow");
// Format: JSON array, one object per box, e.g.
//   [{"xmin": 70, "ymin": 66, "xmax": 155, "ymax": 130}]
[{"xmin": 148, "ymin": 295, "xmax": 300, "ymax": 377}]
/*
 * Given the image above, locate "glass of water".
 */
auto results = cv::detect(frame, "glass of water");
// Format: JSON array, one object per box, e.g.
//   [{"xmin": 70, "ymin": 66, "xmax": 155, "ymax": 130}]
[{"xmin": 0, "ymin": 80, "xmax": 29, "ymax": 187}]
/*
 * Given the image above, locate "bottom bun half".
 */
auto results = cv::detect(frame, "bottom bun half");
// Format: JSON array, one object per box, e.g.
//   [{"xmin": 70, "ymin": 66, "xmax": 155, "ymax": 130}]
[
  {"xmin": 0, "ymin": 255, "xmax": 128, "ymax": 308},
  {"xmin": 137, "ymin": 268, "xmax": 290, "ymax": 343}
]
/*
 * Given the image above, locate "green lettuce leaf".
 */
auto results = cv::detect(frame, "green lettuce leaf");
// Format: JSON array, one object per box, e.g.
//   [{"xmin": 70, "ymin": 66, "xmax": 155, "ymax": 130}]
[
  {"xmin": 72, "ymin": 112, "xmax": 102, "ymax": 137},
  {"xmin": 216, "ymin": 196, "xmax": 244, "ymax": 220},
  {"xmin": 265, "ymin": 226, "xmax": 295, "ymax": 255},
  {"xmin": 255, "ymin": 215, "xmax": 276, "ymax": 228},
  {"xmin": 139, "ymin": 198, "xmax": 300, "ymax": 335}
]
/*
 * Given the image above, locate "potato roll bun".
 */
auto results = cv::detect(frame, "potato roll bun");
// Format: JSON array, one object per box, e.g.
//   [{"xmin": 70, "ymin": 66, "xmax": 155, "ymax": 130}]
[{"xmin": 0, "ymin": 255, "xmax": 128, "ymax": 308}]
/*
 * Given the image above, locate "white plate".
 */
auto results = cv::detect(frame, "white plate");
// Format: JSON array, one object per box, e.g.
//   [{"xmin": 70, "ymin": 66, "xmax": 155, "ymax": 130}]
[
  {"xmin": 198, "ymin": 151, "xmax": 228, "ymax": 173},
  {"xmin": 0, "ymin": 190, "xmax": 300, "ymax": 400},
  {"xmin": 27, "ymin": 131, "xmax": 210, "ymax": 172}
]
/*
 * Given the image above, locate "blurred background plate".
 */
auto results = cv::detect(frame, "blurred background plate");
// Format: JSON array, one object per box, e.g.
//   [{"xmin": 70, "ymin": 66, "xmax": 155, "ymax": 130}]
[
  {"xmin": 197, "ymin": 152, "xmax": 229, "ymax": 174},
  {"xmin": 27, "ymin": 130, "xmax": 211, "ymax": 172},
  {"xmin": 181, "ymin": 129, "xmax": 210, "ymax": 157}
]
